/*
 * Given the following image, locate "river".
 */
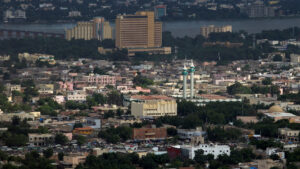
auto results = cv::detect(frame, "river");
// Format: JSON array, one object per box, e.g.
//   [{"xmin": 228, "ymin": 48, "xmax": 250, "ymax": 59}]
[{"xmin": 1, "ymin": 18, "xmax": 300, "ymax": 38}]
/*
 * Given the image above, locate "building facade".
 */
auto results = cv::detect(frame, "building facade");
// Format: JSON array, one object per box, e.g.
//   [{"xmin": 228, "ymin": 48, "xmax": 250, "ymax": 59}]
[
  {"xmin": 154, "ymin": 5, "xmax": 167, "ymax": 19},
  {"xmin": 131, "ymin": 95, "xmax": 177, "ymax": 118},
  {"xmin": 200, "ymin": 25, "xmax": 232, "ymax": 38},
  {"xmin": 290, "ymin": 54, "xmax": 300, "ymax": 63},
  {"xmin": 181, "ymin": 144, "xmax": 231, "ymax": 159},
  {"xmin": 82, "ymin": 74, "xmax": 116, "ymax": 86},
  {"xmin": 65, "ymin": 17, "xmax": 113, "ymax": 41},
  {"xmin": 132, "ymin": 127, "xmax": 167, "ymax": 140},
  {"xmin": 115, "ymin": 11, "xmax": 162, "ymax": 49},
  {"xmin": 28, "ymin": 133, "xmax": 55, "ymax": 146}
]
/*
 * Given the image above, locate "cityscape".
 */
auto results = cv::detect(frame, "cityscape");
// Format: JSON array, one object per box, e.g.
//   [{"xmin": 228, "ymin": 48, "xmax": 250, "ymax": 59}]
[{"xmin": 0, "ymin": 0, "xmax": 300, "ymax": 169}]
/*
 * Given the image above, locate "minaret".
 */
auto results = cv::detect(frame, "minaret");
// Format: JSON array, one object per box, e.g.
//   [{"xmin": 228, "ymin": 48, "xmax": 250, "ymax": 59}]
[
  {"xmin": 190, "ymin": 60, "xmax": 195, "ymax": 99},
  {"xmin": 182, "ymin": 64, "xmax": 188, "ymax": 99}
]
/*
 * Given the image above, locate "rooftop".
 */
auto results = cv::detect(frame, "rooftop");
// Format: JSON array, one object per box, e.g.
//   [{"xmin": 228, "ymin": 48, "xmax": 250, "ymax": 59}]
[{"xmin": 131, "ymin": 95, "xmax": 174, "ymax": 101}]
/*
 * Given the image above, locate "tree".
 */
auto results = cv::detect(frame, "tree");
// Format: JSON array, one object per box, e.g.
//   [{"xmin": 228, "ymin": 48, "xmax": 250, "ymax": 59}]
[
  {"xmin": 58, "ymin": 152, "xmax": 64, "ymax": 161},
  {"xmin": 194, "ymin": 149, "xmax": 207, "ymax": 165},
  {"xmin": 270, "ymin": 154, "xmax": 280, "ymax": 161},
  {"xmin": 167, "ymin": 128, "xmax": 177, "ymax": 136},
  {"xmin": 73, "ymin": 123, "xmax": 83, "ymax": 130},
  {"xmin": 55, "ymin": 133, "xmax": 68, "ymax": 145},
  {"xmin": 262, "ymin": 77, "xmax": 272, "ymax": 85},
  {"xmin": 3, "ymin": 133, "xmax": 28, "ymax": 147},
  {"xmin": 273, "ymin": 55, "xmax": 283, "ymax": 61},
  {"xmin": 12, "ymin": 116, "xmax": 21, "ymax": 125},
  {"xmin": 227, "ymin": 82, "xmax": 252, "ymax": 95},
  {"xmin": 43, "ymin": 148, "xmax": 53, "ymax": 158},
  {"xmin": 74, "ymin": 135, "xmax": 86, "ymax": 146},
  {"xmin": 133, "ymin": 75, "xmax": 154, "ymax": 87}
]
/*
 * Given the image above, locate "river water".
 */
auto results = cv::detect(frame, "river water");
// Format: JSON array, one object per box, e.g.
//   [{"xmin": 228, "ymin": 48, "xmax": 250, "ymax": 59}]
[{"xmin": 1, "ymin": 18, "xmax": 300, "ymax": 38}]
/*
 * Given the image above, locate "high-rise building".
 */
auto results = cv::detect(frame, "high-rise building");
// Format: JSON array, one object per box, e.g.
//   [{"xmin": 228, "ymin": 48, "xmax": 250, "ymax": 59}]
[
  {"xmin": 242, "ymin": 1, "xmax": 275, "ymax": 18},
  {"xmin": 65, "ymin": 17, "xmax": 113, "ymax": 41},
  {"xmin": 115, "ymin": 11, "xmax": 162, "ymax": 49},
  {"xmin": 200, "ymin": 25, "xmax": 232, "ymax": 38},
  {"xmin": 154, "ymin": 5, "xmax": 167, "ymax": 19},
  {"xmin": 66, "ymin": 21, "xmax": 94, "ymax": 40}
]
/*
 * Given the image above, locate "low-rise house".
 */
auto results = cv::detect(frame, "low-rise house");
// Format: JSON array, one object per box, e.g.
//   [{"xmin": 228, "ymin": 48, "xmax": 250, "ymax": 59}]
[
  {"xmin": 67, "ymin": 90, "xmax": 87, "ymax": 102},
  {"xmin": 63, "ymin": 153, "xmax": 87, "ymax": 169},
  {"xmin": 236, "ymin": 116, "xmax": 259, "ymax": 124},
  {"xmin": 38, "ymin": 84, "xmax": 54, "ymax": 94},
  {"xmin": 0, "ymin": 111, "xmax": 36, "ymax": 122},
  {"xmin": 28, "ymin": 133, "xmax": 55, "ymax": 146},
  {"xmin": 279, "ymin": 128, "xmax": 299, "ymax": 142}
]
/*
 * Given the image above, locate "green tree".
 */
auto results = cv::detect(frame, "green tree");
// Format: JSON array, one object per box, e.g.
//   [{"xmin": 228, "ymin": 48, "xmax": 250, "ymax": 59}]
[
  {"xmin": 273, "ymin": 55, "xmax": 283, "ymax": 62},
  {"xmin": 262, "ymin": 77, "xmax": 272, "ymax": 85},
  {"xmin": 43, "ymin": 148, "xmax": 53, "ymax": 158},
  {"xmin": 55, "ymin": 133, "xmax": 68, "ymax": 145},
  {"xmin": 58, "ymin": 152, "xmax": 64, "ymax": 161},
  {"xmin": 74, "ymin": 135, "xmax": 86, "ymax": 146}
]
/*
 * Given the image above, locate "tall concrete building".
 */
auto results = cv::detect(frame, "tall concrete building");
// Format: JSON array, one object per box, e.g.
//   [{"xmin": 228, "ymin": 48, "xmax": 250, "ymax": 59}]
[
  {"xmin": 66, "ymin": 17, "xmax": 113, "ymax": 41},
  {"xmin": 242, "ymin": 1, "xmax": 275, "ymax": 18},
  {"xmin": 115, "ymin": 11, "xmax": 162, "ymax": 49},
  {"xmin": 200, "ymin": 25, "xmax": 232, "ymax": 38},
  {"xmin": 66, "ymin": 21, "xmax": 94, "ymax": 40}
]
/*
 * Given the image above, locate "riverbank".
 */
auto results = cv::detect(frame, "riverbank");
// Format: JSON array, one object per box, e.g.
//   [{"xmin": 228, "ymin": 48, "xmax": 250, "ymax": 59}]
[{"xmin": 1, "ymin": 17, "xmax": 300, "ymax": 38}]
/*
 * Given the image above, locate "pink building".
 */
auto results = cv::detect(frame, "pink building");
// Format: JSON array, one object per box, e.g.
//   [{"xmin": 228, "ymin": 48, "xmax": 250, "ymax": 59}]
[{"xmin": 58, "ymin": 81, "xmax": 74, "ymax": 91}]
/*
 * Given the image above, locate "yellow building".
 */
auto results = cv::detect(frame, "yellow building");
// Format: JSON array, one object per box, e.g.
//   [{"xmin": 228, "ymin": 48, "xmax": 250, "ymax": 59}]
[
  {"xmin": 66, "ymin": 17, "xmax": 113, "ymax": 41},
  {"xmin": 131, "ymin": 95, "xmax": 177, "ymax": 118},
  {"xmin": 66, "ymin": 21, "xmax": 94, "ymax": 40},
  {"xmin": 200, "ymin": 25, "xmax": 232, "ymax": 38},
  {"xmin": 115, "ymin": 11, "xmax": 162, "ymax": 49},
  {"xmin": 73, "ymin": 127, "xmax": 93, "ymax": 135}
]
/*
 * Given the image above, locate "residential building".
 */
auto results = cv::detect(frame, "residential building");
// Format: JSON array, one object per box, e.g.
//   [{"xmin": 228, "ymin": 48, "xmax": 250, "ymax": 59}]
[
  {"xmin": 290, "ymin": 54, "xmax": 300, "ymax": 63},
  {"xmin": 84, "ymin": 118, "xmax": 101, "ymax": 129},
  {"xmin": 18, "ymin": 53, "xmax": 55, "ymax": 64},
  {"xmin": 278, "ymin": 128, "xmax": 299, "ymax": 142},
  {"xmin": 181, "ymin": 144, "xmax": 231, "ymax": 159},
  {"xmin": 63, "ymin": 154, "xmax": 87, "ymax": 169},
  {"xmin": 154, "ymin": 5, "xmax": 167, "ymax": 19},
  {"xmin": 82, "ymin": 73, "xmax": 116, "ymax": 86},
  {"xmin": 236, "ymin": 116, "xmax": 259, "ymax": 124},
  {"xmin": 132, "ymin": 127, "xmax": 167, "ymax": 140},
  {"xmin": 65, "ymin": 21, "xmax": 94, "ymax": 40},
  {"xmin": 37, "ymin": 84, "xmax": 54, "ymax": 94},
  {"xmin": 130, "ymin": 95, "xmax": 177, "ymax": 118},
  {"xmin": 28, "ymin": 133, "xmax": 54, "ymax": 146},
  {"xmin": 3, "ymin": 9, "xmax": 26, "ymax": 21},
  {"xmin": 177, "ymin": 127, "xmax": 205, "ymax": 140},
  {"xmin": 0, "ymin": 55, "xmax": 10, "ymax": 61},
  {"xmin": 9, "ymin": 84, "xmax": 21, "ymax": 92},
  {"xmin": 67, "ymin": 90, "xmax": 87, "ymax": 102},
  {"xmin": 243, "ymin": 1, "xmax": 275, "ymax": 18},
  {"xmin": 257, "ymin": 159, "xmax": 284, "ymax": 169},
  {"xmin": 73, "ymin": 127, "xmax": 93, "ymax": 135},
  {"xmin": 200, "ymin": 25, "xmax": 232, "ymax": 38},
  {"xmin": 65, "ymin": 17, "xmax": 113, "ymax": 41},
  {"xmin": 0, "ymin": 112, "xmax": 36, "ymax": 122}
]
